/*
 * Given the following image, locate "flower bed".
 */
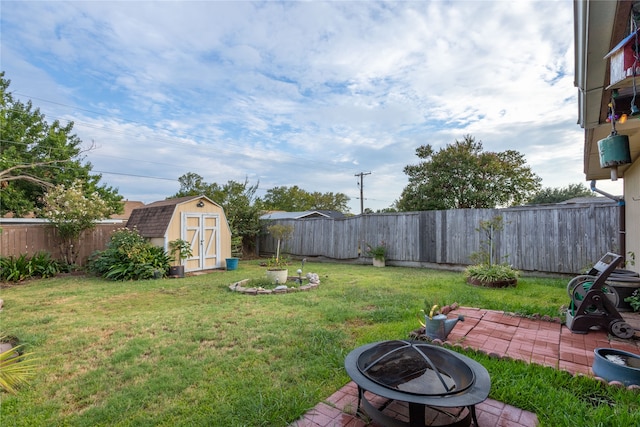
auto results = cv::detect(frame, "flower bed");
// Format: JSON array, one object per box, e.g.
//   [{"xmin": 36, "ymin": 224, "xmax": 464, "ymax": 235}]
[{"xmin": 228, "ymin": 273, "xmax": 320, "ymax": 295}]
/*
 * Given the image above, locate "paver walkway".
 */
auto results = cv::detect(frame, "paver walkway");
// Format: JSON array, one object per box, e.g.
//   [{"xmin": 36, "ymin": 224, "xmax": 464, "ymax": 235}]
[{"xmin": 290, "ymin": 307, "xmax": 640, "ymax": 427}]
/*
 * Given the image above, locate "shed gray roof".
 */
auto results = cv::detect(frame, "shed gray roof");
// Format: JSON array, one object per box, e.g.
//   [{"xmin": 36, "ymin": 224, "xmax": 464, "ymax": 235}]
[{"xmin": 126, "ymin": 195, "xmax": 207, "ymax": 238}]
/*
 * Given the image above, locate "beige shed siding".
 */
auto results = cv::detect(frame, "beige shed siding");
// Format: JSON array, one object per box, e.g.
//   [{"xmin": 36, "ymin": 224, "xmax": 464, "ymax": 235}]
[
  {"xmin": 625, "ymin": 160, "xmax": 640, "ymax": 273},
  {"xmin": 165, "ymin": 199, "xmax": 232, "ymax": 270},
  {"xmin": 149, "ymin": 237, "xmax": 165, "ymax": 248}
]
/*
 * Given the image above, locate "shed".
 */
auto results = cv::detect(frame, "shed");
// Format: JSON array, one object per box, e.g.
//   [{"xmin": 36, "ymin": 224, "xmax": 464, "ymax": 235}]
[{"xmin": 126, "ymin": 195, "xmax": 232, "ymax": 272}]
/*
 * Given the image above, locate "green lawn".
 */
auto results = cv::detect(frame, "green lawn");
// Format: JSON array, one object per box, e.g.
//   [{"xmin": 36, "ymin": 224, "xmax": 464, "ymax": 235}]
[{"xmin": 1, "ymin": 261, "xmax": 638, "ymax": 426}]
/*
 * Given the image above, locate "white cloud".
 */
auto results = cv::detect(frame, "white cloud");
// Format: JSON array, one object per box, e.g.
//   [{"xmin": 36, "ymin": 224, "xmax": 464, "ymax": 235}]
[{"xmin": 2, "ymin": 0, "xmax": 619, "ymax": 212}]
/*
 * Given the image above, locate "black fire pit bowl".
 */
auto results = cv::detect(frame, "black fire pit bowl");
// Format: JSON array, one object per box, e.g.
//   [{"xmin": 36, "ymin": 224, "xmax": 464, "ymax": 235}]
[{"xmin": 345, "ymin": 340, "xmax": 491, "ymax": 426}]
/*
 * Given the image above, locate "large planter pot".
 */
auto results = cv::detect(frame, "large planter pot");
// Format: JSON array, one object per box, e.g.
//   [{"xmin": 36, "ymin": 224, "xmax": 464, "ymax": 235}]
[
  {"xmin": 592, "ymin": 348, "xmax": 640, "ymax": 386},
  {"xmin": 372, "ymin": 258, "xmax": 385, "ymax": 267},
  {"xmin": 266, "ymin": 269, "xmax": 288, "ymax": 285},
  {"xmin": 169, "ymin": 265, "xmax": 185, "ymax": 278},
  {"xmin": 225, "ymin": 257, "xmax": 239, "ymax": 271}
]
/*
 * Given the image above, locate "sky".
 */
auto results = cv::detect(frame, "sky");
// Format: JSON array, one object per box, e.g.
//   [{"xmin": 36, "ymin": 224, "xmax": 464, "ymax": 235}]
[{"xmin": 1, "ymin": 0, "xmax": 624, "ymax": 214}]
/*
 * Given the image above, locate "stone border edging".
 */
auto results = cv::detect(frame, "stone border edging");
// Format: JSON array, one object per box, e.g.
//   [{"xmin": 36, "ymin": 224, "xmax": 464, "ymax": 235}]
[{"xmin": 228, "ymin": 276, "xmax": 320, "ymax": 295}]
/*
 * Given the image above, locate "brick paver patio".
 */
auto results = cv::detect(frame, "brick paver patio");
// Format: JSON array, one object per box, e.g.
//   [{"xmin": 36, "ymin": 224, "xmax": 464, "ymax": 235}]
[{"xmin": 289, "ymin": 307, "xmax": 640, "ymax": 427}]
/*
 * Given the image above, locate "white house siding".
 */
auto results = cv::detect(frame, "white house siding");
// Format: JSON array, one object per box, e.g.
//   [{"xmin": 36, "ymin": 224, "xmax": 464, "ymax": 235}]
[{"xmin": 625, "ymin": 159, "xmax": 640, "ymax": 273}]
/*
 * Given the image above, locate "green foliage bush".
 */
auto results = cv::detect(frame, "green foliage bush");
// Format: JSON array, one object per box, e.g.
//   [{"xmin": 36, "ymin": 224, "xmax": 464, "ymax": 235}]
[
  {"xmin": 87, "ymin": 228, "xmax": 171, "ymax": 281},
  {"xmin": 0, "ymin": 252, "xmax": 61, "ymax": 282},
  {"xmin": 464, "ymin": 263, "xmax": 519, "ymax": 282}
]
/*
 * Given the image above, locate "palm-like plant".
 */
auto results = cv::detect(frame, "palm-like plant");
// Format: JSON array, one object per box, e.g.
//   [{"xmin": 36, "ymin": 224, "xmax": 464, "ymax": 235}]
[{"xmin": 0, "ymin": 335, "xmax": 37, "ymax": 394}]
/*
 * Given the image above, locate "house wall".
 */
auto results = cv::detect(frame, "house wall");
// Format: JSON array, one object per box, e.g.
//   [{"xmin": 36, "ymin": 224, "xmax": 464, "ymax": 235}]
[{"xmin": 625, "ymin": 159, "xmax": 640, "ymax": 273}]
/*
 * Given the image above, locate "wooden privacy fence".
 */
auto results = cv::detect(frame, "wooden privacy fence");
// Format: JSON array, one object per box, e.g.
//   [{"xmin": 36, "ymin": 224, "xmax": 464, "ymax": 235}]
[
  {"xmin": 0, "ymin": 222, "xmax": 123, "ymax": 266},
  {"xmin": 259, "ymin": 204, "xmax": 620, "ymax": 275},
  {"xmin": 0, "ymin": 204, "xmax": 620, "ymax": 274}
]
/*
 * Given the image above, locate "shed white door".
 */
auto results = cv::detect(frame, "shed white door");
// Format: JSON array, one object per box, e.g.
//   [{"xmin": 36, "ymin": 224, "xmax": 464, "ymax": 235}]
[{"xmin": 183, "ymin": 213, "xmax": 220, "ymax": 271}]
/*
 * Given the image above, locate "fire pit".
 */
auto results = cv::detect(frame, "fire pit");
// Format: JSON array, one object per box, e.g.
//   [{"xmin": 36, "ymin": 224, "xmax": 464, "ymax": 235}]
[{"xmin": 345, "ymin": 340, "xmax": 490, "ymax": 427}]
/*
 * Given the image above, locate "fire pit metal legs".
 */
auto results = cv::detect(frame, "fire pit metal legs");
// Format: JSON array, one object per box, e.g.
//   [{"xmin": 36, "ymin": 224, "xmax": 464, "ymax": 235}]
[{"xmin": 356, "ymin": 385, "xmax": 479, "ymax": 427}]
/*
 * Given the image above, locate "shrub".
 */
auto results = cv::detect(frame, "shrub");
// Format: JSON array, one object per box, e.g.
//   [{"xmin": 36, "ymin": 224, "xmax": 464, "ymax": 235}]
[
  {"xmin": 0, "ymin": 252, "xmax": 61, "ymax": 282},
  {"xmin": 464, "ymin": 263, "xmax": 519, "ymax": 283},
  {"xmin": 28, "ymin": 252, "xmax": 62, "ymax": 278},
  {"xmin": 87, "ymin": 228, "xmax": 171, "ymax": 281}
]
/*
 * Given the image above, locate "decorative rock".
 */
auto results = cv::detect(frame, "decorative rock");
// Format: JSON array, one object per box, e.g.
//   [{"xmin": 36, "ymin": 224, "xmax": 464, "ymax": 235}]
[
  {"xmin": 306, "ymin": 272, "xmax": 320, "ymax": 284},
  {"xmin": 274, "ymin": 285, "xmax": 288, "ymax": 291},
  {"xmin": 594, "ymin": 376, "xmax": 608, "ymax": 384}
]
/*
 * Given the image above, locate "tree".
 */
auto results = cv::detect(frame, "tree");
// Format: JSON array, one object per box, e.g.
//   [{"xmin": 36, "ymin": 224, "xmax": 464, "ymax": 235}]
[
  {"xmin": 38, "ymin": 180, "xmax": 114, "ymax": 265},
  {"xmin": 173, "ymin": 174, "xmax": 263, "ymax": 251},
  {"xmin": 0, "ymin": 72, "xmax": 122, "ymax": 216},
  {"xmin": 258, "ymin": 185, "xmax": 350, "ymax": 213},
  {"xmin": 266, "ymin": 223, "xmax": 294, "ymax": 262},
  {"xmin": 527, "ymin": 183, "xmax": 593, "ymax": 205},
  {"xmin": 395, "ymin": 135, "xmax": 541, "ymax": 211}
]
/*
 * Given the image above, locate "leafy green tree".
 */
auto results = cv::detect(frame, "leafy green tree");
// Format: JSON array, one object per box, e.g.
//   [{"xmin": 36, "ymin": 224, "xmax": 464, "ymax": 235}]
[
  {"xmin": 173, "ymin": 174, "xmax": 262, "ymax": 252},
  {"xmin": 396, "ymin": 135, "xmax": 541, "ymax": 211},
  {"xmin": 258, "ymin": 185, "xmax": 350, "ymax": 213},
  {"xmin": 0, "ymin": 72, "xmax": 122, "ymax": 216},
  {"xmin": 527, "ymin": 183, "xmax": 593, "ymax": 204},
  {"xmin": 38, "ymin": 180, "xmax": 114, "ymax": 265}
]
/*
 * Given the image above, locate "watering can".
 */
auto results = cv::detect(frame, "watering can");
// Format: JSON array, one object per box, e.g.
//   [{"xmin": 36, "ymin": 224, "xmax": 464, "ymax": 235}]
[{"xmin": 418, "ymin": 312, "xmax": 464, "ymax": 341}]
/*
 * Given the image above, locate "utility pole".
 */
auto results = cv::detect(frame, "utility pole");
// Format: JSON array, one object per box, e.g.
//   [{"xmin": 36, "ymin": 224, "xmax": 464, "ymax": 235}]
[{"xmin": 355, "ymin": 171, "xmax": 371, "ymax": 214}]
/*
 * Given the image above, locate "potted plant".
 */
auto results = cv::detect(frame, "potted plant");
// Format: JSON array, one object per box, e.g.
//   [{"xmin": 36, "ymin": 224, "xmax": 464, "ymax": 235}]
[
  {"xmin": 366, "ymin": 241, "xmax": 387, "ymax": 267},
  {"xmin": 265, "ymin": 224, "xmax": 294, "ymax": 283},
  {"xmin": 168, "ymin": 238, "xmax": 193, "ymax": 278},
  {"xmin": 265, "ymin": 255, "xmax": 289, "ymax": 284},
  {"xmin": 266, "ymin": 224, "xmax": 294, "ymax": 261},
  {"xmin": 624, "ymin": 288, "xmax": 640, "ymax": 312},
  {"xmin": 465, "ymin": 263, "xmax": 519, "ymax": 287},
  {"xmin": 465, "ymin": 216, "xmax": 518, "ymax": 287}
]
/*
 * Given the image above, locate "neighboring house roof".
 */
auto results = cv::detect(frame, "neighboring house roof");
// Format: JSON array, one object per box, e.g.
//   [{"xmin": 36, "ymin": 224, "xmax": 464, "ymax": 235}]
[
  {"xmin": 127, "ymin": 195, "xmax": 220, "ymax": 238},
  {"xmin": 110, "ymin": 200, "xmax": 145, "ymax": 220},
  {"xmin": 260, "ymin": 210, "xmax": 345, "ymax": 220},
  {"xmin": 560, "ymin": 196, "xmax": 617, "ymax": 205}
]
